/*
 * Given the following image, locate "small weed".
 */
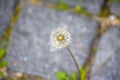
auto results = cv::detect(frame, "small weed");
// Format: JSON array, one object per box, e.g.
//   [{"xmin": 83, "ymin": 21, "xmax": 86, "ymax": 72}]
[
  {"xmin": 75, "ymin": 5, "xmax": 88, "ymax": 16},
  {"xmin": 53, "ymin": 0, "xmax": 70, "ymax": 10},
  {"xmin": 0, "ymin": 40, "xmax": 8, "ymax": 78},
  {"xmin": 110, "ymin": 0, "xmax": 120, "ymax": 2},
  {"xmin": 56, "ymin": 65, "xmax": 86, "ymax": 80}
]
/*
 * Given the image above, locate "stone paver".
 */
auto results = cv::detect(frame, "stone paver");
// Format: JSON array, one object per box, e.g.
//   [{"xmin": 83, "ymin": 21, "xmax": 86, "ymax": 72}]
[
  {"xmin": 6, "ymin": 5, "xmax": 99, "ymax": 80},
  {"xmin": 41, "ymin": 0, "xmax": 105, "ymax": 14},
  {"xmin": 110, "ymin": 3, "xmax": 120, "ymax": 17},
  {"xmin": 0, "ymin": 0, "xmax": 18, "ymax": 38},
  {"xmin": 90, "ymin": 26, "xmax": 120, "ymax": 80},
  {"xmin": 80, "ymin": 0, "xmax": 105, "ymax": 14}
]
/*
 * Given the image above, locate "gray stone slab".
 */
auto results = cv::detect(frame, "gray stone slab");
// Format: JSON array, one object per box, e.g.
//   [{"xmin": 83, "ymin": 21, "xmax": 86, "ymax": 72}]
[
  {"xmin": 80, "ymin": 0, "xmax": 105, "ymax": 14},
  {"xmin": 6, "ymin": 5, "xmax": 99, "ymax": 80},
  {"xmin": 110, "ymin": 3, "xmax": 120, "ymax": 17},
  {"xmin": 0, "ymin": 0, "xmax": 18, "ymax": 38},
  {"xmin": 41, "ymin": 0, "xmax": 105, "ymax": 14},
  {"xmin": 90, "ymin": 27, "xmax": 120, "ymax": 80}
]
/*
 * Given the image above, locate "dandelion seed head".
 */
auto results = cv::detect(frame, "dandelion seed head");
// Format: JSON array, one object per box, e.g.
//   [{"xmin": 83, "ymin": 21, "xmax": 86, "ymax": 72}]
[{"xmin": 50, "ymin": 26, "xmax": 71, "ymax": 49}]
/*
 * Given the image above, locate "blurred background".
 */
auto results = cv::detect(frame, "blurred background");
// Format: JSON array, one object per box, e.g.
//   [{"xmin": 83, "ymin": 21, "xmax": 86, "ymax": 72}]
[{"xmin": 0, "ymin": 0, "xmax": 120, "ymax": 80}]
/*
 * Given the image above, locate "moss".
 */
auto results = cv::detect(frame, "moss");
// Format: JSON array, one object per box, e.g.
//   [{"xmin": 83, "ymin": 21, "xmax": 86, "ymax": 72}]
[
  {"xmin": 32, "ymin": 0, "xmax": 40, "ymax": 4},
  {"xmin": 11, "ymin": 7, "xmax": 21, "ymax": 23},
  {"xmin": 110, "ymin": 0, "xmax": 120, "ymax": 2},
  {"xmin": 0, "ymin": 6, "xmax": 21, "ymax": 42},
  {"xmin": 0, "ymin": 3, "xmax": 21, "ymax": 42},
  {"xmin": 52, "ymin": 0, "xmax": 70, "ymax": 10},
  {"xmin": 74, "ymin": 5, "xmax": 88, "ymax": 16},
  {"xmin": 99, "ymin": 7, "xmax": 110, "ymax": 17}
]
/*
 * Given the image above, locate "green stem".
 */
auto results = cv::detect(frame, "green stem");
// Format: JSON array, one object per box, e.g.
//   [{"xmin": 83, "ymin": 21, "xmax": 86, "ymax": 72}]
[{"xmin": 66, "ymin": 47, "xmax": 81, "ymax": 80}]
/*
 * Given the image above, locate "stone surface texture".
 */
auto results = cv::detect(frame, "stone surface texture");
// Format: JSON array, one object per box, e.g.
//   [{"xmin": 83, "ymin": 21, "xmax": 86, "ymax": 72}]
[
  {"xmin": 90, "ymin": 27, "xmax": 120, "ymax": 80},
  {"xmin": 41, "ymin": 0, "xmax": 105, "ymax": 14},
  {"xmin": 80, "ymin": 0, "xmax": 105, "ymax": 14},
  {"xmin": 0, "ymin": 0, "xmax": 17, "ymax": 38},
  {"xmin": 6, "ymin": 5, "xmax": 99, "ymax": 80},
  {"xmin": 110, "ymin": 3, "xmax": 120, "ymax": 17}
]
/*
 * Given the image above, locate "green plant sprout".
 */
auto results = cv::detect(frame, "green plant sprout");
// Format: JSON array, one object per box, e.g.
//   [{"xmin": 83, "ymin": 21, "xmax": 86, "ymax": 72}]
[
  {"xmin": 0, "ymin": 39, "xmax": 8, "ymax": 78},
  {"xmin": 111, "ymin": 0, "xmax": 120, "ymax": 2}
]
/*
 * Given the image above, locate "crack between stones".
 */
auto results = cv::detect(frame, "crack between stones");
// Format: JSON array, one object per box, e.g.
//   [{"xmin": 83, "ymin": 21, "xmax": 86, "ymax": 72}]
[{"xmin": 83, "ymin": 24, "xmax": 102, "ymax": 80}]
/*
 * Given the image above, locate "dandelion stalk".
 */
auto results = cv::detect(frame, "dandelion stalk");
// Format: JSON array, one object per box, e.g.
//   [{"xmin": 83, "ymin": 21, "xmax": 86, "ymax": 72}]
[
  {"xmin": 50, "ymin": 25, "xmax": 81, "ymax": 80},
  {"xmin": 66, "ymin": 47, "xmax": 81, "ymax": 80}
]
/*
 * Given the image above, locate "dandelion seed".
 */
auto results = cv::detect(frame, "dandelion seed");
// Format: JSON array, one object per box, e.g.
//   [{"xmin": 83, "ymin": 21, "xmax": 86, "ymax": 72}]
[{"xmin": 50, "ymin": 26, "xmax": 71, "ymax": 49}]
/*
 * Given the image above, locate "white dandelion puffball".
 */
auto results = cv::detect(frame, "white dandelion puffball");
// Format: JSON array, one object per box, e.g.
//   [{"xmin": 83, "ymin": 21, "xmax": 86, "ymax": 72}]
[{"xmin": 50, "ymin": 26, "xmax": 71, "ymax": 49}]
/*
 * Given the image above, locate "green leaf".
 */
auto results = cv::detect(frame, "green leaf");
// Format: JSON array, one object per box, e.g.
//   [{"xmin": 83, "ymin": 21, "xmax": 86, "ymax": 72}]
[
  {"xmin": 56, "ymin": 71, "xmax": 69, "ymax": 80},
  {"xmin": 65, "ymin": 76, "xmax": 70, "ymax": 80},
  {"xmin": 71, "ymin": 71, "xmax": 77, "ymax": 80},
  {"xmin": 0, "ymin": 48, "xmax": 6, "ymax": 59},
  {"xmin": 0, "ymin": 60, "xmax": 8, "ymax": 68},
  {"xmin": 0, "ymin": 71, "xmax": 5, "ymax": 77},
  {"xmin": 80, "ymin": 65, "xmax": 86, "ymax": 80},
  {"xmin": 75, "ymin": 5, "xmax": 88, "ymax": 16}
]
